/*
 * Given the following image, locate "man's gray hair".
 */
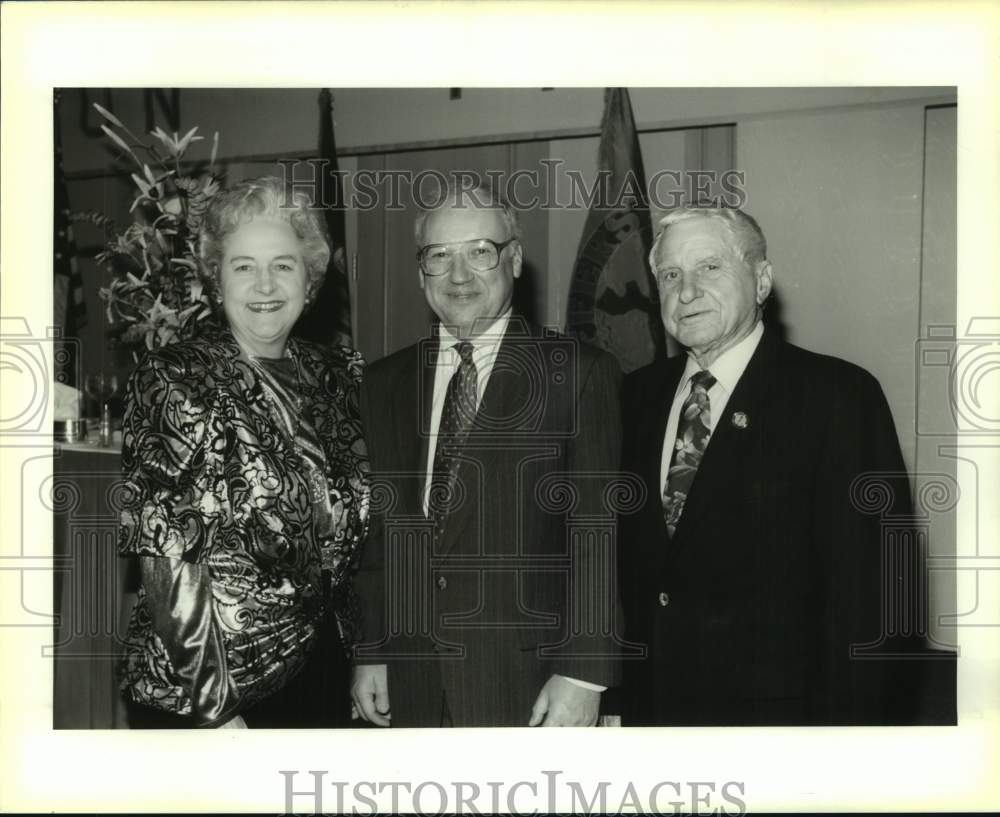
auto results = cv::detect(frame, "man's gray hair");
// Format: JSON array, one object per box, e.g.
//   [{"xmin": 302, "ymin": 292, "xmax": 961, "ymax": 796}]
[
  {"xmin": 650, "ymin": 206, "xmax": 768, "ymax": 267},
  {"xmin": 413, "ymin": 179, "xmax": 522, "ymax": 247}
]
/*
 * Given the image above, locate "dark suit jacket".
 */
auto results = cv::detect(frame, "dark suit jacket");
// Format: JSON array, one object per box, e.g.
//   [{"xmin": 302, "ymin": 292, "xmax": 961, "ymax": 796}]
[
  {"xmin": 355, "ymin": 318, "xmax": 624, "ymax": 726},
  {"xmin": 619, "ymin": 328, "xmax": 938, "ymax": 725}
]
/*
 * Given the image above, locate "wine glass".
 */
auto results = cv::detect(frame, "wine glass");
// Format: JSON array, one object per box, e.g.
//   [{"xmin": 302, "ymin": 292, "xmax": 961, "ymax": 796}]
[{"xmin": 83, "ymin": 373, "xmax": 119, "ymax": 430}]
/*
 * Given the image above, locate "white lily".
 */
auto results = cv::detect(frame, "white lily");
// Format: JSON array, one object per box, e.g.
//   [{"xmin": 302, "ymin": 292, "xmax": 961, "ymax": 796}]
[{"xmin": 150, "ymin": 125, "xmax": 204, "ymax": 158}]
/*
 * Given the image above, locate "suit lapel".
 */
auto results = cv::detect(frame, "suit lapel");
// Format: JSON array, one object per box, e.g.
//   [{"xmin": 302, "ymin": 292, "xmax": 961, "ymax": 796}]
[
  {"xmin": 388, "ymin": 340, "xmax": 434, "ymax": 516},
  {"xmin": 643, "ymin": 356, "xmax": 686, "ymax": 503},
  {"xmin": 415, "ymin": 337, "xmax": 437, "ymax": 484},
  {"xmin": 671, "ymin": 329, "xmax": 779, "ymax": 542},
  {"xmin": 635, "ymin": 355, "xmax": 686, "ymax": 567},
  {"xmin": 470, "ymin": 317, "xmax": 533, "ymax": 454}
]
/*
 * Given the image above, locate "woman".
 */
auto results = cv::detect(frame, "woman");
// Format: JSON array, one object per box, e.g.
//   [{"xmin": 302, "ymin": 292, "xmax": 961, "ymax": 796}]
[{"xmin": 118, "ymin": 177, "xmax": 369, "ymax": 728}]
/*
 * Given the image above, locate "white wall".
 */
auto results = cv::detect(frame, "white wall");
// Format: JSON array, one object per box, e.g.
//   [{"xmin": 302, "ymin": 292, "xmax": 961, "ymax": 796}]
[
  {"xmin": 739, "ymin": 104, "xmax": 927, "ymax": 472},
  {"xmin": 59, "ymin": 87, "xmax": 954, "ymax": 173},
  {"xmin": 917, "ymin": 106, "xmax": 958, "ymax": 648}
]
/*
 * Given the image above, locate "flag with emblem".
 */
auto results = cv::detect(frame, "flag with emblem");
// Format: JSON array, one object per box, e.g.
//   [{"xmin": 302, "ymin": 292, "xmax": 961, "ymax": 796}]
[
  {"xmin": 295, "ymin": 89, "xmax": 353, "ymax": 347},
  {"xmin": 566, "ymin": 88, "xmax": 667, "ymax": 373}
]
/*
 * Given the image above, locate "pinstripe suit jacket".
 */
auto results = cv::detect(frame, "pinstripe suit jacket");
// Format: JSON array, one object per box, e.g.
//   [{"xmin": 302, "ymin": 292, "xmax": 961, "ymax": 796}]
[{"xmin": 355, "ymin": 318, "xmax": 624, "ymax": 727}]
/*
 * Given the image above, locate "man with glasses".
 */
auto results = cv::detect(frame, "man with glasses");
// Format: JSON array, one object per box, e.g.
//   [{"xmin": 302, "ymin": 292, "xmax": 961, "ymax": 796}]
[{"xmin": 351, "ymin": 182, "xmax": 623, "ymax": 727}]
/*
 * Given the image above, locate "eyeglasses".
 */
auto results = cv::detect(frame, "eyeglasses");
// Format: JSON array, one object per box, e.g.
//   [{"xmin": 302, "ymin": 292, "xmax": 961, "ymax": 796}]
[{"xmin": 417, "ymin": 238, "xmax": 517, "ymax": 277}]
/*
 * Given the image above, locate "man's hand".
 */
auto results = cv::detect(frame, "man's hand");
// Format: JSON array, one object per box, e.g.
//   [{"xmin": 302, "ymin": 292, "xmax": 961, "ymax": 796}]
[
  {"xmin": 528, "ymin": 675, "xmax": 600, "ymax": 726},
  {"xmin": 351, "ymin": 664, "xmax": 391, "ymax": 726},
  {"xmin": 217, "ymin": 714, "xmax": 247, "ymax": 729}
]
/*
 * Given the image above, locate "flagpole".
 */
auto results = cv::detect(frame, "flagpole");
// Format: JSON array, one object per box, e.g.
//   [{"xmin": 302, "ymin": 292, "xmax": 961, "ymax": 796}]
[{"xmin": 350, "ymin": 251, "xmax": 359, "ymax": 349}]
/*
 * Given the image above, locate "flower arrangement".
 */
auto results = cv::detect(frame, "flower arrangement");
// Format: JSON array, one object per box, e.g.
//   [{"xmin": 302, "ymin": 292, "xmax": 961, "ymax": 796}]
[{"xmin": 81, "ymin": 104, "xmax": 223, "ymax": 358}]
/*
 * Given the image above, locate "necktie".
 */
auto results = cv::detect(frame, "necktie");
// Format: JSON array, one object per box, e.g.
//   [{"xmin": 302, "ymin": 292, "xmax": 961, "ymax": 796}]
[
  {"xmin": 662, "ymin": 369, "xmax": 717, "ymax": 537},
  {"xmin": 429, "ymin": 341, "xmax": 478, "ymax": 518}
]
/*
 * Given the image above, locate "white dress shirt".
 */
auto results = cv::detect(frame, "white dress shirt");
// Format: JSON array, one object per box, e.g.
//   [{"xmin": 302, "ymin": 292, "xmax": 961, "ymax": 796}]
[
  {"xmin": 422, "ymin": 310, "xmax": 604, "ymax": 695},
  {"xmin": 660, "ymin": 321, "xmax": 765, "ymax": 494}
]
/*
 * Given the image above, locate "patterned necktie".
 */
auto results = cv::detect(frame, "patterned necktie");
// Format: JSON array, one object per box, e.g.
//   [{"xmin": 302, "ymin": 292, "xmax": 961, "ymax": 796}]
[
  {"xmin": 662, "ymin": 369, "xmax": 717, "ymax": 537},
  {"xmin": 429, "ymin": 341, "xmax": 478, "ymax": 518}
]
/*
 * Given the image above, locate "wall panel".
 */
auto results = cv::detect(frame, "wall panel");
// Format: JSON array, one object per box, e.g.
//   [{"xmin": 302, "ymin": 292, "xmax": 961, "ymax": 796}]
[
  {"xmin": 917, "ymin": 105, "xmax": 958, "ymax": 647},
  {"xmin": 739, "ymin": 104, "xmax": 927, "ymax": 472}
]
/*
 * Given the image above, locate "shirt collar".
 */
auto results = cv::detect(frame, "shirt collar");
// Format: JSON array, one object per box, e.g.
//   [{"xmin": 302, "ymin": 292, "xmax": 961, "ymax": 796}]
[
  {"xmin": 681, "ymin": 321, "xmax": 764, "ymax": 394},
  {"xmin": 437, "ymin": 309, "xmax": 512, "ymax": 356}
]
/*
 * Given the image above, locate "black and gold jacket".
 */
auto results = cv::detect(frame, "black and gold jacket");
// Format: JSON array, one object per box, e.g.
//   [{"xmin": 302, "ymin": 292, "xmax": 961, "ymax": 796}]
[{"xmin": 118, "ymin": 327, "xmax": 369, "ymax": 724}]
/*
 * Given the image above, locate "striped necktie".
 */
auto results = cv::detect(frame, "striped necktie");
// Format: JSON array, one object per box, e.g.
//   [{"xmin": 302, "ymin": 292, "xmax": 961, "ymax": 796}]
[{"xmin": 429, "ymin": 341, "xmax": 478, "ymax": 518}]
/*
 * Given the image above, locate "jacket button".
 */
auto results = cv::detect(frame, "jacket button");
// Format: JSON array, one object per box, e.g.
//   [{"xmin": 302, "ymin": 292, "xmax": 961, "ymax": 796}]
[
  {"xmin": 437, "ymin": 576, "xmax": 448, "ymax": 590},
  {"xmin": 658, "ymin": 591, "xmax": 669, "ymax": 607}
]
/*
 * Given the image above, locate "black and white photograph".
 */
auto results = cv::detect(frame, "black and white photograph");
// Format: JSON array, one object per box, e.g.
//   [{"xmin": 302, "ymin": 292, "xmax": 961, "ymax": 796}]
[
  {"xmin": 49, "ymin": 84, "xmax": 960, "ymax": 731},
  {"xmin": 2, "ymin": 2, "xmax": 998, "ymax": 814}
]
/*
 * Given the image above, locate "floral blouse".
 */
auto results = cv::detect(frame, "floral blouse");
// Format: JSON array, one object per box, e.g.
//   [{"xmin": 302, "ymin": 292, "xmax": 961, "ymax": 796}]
[{"xmin": 118, "ymin": 327, "xmax": 369, "ymax": 725}]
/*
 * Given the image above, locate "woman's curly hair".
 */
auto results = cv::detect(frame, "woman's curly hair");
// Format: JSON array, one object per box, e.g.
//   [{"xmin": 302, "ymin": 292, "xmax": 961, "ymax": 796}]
[{"xmin": 199, "ymin": 176, "xmax": 330, "ymax": 304}]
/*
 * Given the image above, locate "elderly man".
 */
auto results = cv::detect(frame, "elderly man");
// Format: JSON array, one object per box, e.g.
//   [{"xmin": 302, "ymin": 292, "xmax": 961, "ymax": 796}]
[
  {"xmin": 352, "ymin": 183, "xmax": 623, "ymax": 727},
  {"xmin": 618, "ymin": 206, "xmax": 922, "ymax": 725}
]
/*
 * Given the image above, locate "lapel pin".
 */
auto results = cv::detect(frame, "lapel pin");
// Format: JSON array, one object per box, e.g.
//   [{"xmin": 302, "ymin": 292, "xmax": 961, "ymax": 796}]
[{"xmin": 731, "ymin": 411, "xmax": 748, "ymax": 429}]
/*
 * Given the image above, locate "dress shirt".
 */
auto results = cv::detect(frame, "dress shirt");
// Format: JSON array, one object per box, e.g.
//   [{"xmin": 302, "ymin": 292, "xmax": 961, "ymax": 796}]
[
  {"xmin": 660, "ymin": 321, "xmax": 764, "ymax": 493},
  {"xmin": 422, "ymin": 310, "xmax": 604, "ymax": 696}
]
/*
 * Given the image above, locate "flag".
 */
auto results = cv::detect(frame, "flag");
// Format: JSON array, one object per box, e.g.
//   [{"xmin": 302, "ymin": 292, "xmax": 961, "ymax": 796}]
[
  {"xmin": 54, "ymin": 90, "xmax": 87, "ymax": 386},
  {"xmin": 566, "ymin": 88, "xmax": 667, "ymax": 373},
  {"xmin": 295, "ymin": 89, "xmax": 353, "ymax": 347}
]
